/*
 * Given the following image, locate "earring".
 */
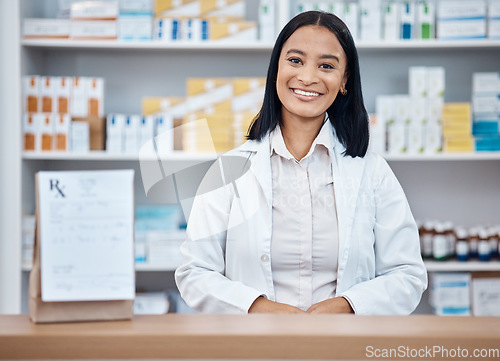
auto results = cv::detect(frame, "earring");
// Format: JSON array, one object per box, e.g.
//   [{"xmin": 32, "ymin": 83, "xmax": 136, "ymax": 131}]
[{"xmin": 340, "ymin": 88, "xmax": 347, "ymax": 96}]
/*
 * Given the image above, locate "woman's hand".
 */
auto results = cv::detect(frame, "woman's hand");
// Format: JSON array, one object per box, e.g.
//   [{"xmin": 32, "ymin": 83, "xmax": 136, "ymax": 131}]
[
  {"xmin": 248, "ymin": 296, "xmax": 307, "ymax": 314},
  {"xmin": 307, "ymin": 297, "xmax": 354, "ymax": 314}
]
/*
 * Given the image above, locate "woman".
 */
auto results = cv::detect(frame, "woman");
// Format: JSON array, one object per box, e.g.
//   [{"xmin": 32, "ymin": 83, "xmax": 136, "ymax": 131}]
[{"xmin": 175, "ymin": 11, "xmax": 427, "ymax": 314}]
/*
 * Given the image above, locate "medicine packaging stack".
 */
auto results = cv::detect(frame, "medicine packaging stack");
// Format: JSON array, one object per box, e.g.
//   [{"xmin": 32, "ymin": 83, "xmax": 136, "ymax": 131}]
[
  {"xmin": 70, "ymin": 1, "xmax": 119, "ymax": 40},
  {"xmin": 441, "ymin": 103, "xmax": 474, "ymax": 152},
  {"xmin": 153, "ymin": 0, "xmax": 257, "ymax": 42},
  {"xmin": 23, "ymin": 76, "xmax": 105, "ymax": 153},
  {"xmin": 374, "ymin": 66, "xmax": 445, "ymax": 155},
  {"xmin": 472, "ymin": 72, "xmax": 500, "ymax": 151},
  {"xmin": 437, "ymin": 0, "xmax": 487, "ymax": 40},
  {"xmin": 118, "ymin": 0, "xmax": 154, "ymax": 40},
  {"xmin": 429, "ymin": 273, "xmax": 471, "ymax": 316}
]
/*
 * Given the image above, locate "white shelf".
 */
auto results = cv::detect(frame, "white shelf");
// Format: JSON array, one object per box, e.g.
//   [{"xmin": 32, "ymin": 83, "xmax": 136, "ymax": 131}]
[
  {"xmin": 22, "ymin": 151, "xmax": 218, "ymax": 162},
  {"xmin": 425, "ymin": 260, "xmax": 500, "ymax": 272},
  {"xmin": 384, "ymin": 152, "xmax": 500, "ymax": 161},
  {"xmin": 22, "ymin": 263, "xmax": 177, "ymax": 272},
  {"xmin": 21, "ymin": 38, "xmax": 500, "ymax": 50}
]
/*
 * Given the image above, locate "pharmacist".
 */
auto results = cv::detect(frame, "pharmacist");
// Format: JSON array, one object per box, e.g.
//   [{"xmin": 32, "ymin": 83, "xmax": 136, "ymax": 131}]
[{"xmin": 175, "ymin": 11, "xmax": 427, "ymax": 314}]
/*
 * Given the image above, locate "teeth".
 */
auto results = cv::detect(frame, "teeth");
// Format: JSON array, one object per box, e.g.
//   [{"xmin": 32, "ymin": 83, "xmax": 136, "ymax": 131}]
[{"xmin": 293, "ymin": 89, "xmax": 320, "ymax": 97}]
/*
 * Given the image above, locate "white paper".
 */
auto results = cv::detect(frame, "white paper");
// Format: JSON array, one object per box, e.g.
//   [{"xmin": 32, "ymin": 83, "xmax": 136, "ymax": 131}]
[
  {"xmin": 472, "ymin": 278, "xmax": 500, "ymax": 316},
  {"xmin": 38, "ymin": 170, "xmax": 135, "ymax": 302}
]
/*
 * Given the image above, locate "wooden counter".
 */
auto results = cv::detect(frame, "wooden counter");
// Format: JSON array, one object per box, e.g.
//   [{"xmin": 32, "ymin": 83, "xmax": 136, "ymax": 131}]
[{"xmin": 0, "ymin": 314, "xmax": 499, "ymax": 360}]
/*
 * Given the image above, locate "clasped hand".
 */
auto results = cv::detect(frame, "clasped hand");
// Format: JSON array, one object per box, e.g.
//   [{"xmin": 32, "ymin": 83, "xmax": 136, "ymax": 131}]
[{"xmin": 248, "ymin": 296, "xmax": 354, "ymax": 314}]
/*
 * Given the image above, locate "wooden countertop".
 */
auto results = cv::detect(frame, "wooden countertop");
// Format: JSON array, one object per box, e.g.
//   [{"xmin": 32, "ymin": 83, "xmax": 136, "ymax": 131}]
[{"xmin": 1, "ymin": 314, "xmax": 499, "ymax": 360}]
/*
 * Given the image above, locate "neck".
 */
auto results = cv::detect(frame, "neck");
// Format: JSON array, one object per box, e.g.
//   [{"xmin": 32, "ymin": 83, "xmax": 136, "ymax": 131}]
[{"xmin": 280, "ymin": 113, "xmax": 325, "ymax": 161}]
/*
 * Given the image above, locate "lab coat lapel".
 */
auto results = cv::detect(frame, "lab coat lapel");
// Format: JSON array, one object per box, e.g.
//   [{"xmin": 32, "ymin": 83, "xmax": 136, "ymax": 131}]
[{"xmin": 331, "ymin": 139, "xmax": 366, "ymax": 288}]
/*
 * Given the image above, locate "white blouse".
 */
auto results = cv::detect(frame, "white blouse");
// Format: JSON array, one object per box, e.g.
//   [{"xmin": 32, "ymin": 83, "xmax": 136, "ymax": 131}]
[{"xmin": 269, "ymin": 121, "xmax": 339, "ymax": 311}]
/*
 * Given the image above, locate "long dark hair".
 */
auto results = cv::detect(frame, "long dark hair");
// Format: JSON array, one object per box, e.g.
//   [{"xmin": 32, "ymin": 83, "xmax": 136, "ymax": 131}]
[{"xmin": 247, "ymin": 11, "xmax": 369, "ymax": 158}]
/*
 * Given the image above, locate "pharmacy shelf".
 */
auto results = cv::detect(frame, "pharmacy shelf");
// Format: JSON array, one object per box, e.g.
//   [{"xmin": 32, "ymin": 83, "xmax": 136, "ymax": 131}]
[
  {"xmin": 22, "ymin": 151, "xmax": 218, "ymax": 162},
  {"xmin": 23, "ymin": 151, "xmax": 500, "ymax": 162},
  {"xmin": 425, "ymin": 260, "xmax": 500, "ymax": 272},
  {"xmin": 22, "ymin": 263, "xmax": 177, "ymax": 272},
  {"xmin": 21, "ymin": 38, "xmax": 500, "ymax": 50},
  {"xmin": 21, "ymin": 39, "xmax": 276, "ymax": 51}
]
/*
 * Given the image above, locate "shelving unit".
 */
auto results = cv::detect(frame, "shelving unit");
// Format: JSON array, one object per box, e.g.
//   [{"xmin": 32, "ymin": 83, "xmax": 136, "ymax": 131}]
[{"xmin": 4, "ymin": 0, "xmax": 500, "ymax": 314}]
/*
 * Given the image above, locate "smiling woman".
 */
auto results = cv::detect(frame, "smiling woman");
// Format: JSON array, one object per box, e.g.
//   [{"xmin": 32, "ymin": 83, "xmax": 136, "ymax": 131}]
[{"xmin": 175, "ymin": 11, "xmax": 427, "ymax": 315}]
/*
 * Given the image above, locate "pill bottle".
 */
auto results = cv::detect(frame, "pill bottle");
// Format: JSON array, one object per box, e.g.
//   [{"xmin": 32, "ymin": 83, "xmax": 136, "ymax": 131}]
[
  {"xmin": 468, "ymin": 226, "xmax": 479, "ymax": 258},
  {"xmin": 455, "ymin": 227, "xmax": 469, "ymax": 262},
  {"xmin": 421, "ymin": 220, "xmax": 434, "ymax": 259},
  {"xmin": 488, "ymin": 226, "xmax": 499, "ymax": 260},
  {"xmin": 444, "ymin": 221, "xmax": 455, "ymax": 258},
  {"xmin": 433, "ymin": 222, "xmax": 448, "ymax": 261},
  {"xmin": 478, "ymin": 227, "xmax": 491, "ymax": 262}
]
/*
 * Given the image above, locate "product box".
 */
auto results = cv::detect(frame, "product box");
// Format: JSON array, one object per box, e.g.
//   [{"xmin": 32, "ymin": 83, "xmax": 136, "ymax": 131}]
[
  {"xmin": 342, "ymin": 2, "xmax": 359, "ymax": 40},
  {"xmin": 120, "ymin": 0, "xmax": 153, "ymax": 13},
  {"xmin": 400, "ymin": 1, "xmax": 415, "ymax": 39},
  {"xmin": 444, "ymin": 136, "xmax": 475, "ymax": 152},
  {"xmin": 394, "ymin": 95, "xmax": 411, "ymax": 124},
  {"xmin": 186, "ymin": 78, "xmax": 234, "ymax": 113},
  {"xmin": 473, "ymin": 120, "xmax": 499, "ymax": 135},
  {"xmin": 387, "ymin": 122, "xmax": 406, "ymax": 154},
  {"xmin": 437, "ymin": 19, "xmax": 487, "ymax": 40},
  {"xmin": 489, "ymin": 0, "xmax": 500, "ymax": 38},
  {"xmin": 155, "ymin": 114, "xmax": 175, "ymax": 154},
  {"xmin": 23, "ymin": 18, "xmax": 71, "ymax": 39},
  {"xmin": 124, "ymin": 115, "xmax": 141, "ymax": 154},
  {"xmin": 39, "ymin": 114, "xmax": 55, "ymax": 151},
  {"xmin": 231, "ymin": 77, "xmax": 265, "ymax": 113},
  {"xmin": 424, "ymin": 121, "xmax": 443, "ymax": 153},
  {"xmin": 407, "ymin": 122, "xmax": 424, "ymax": 154},
  {"xmin": 428, "ymin": 97, "xmax": 444, "ymax": 123},
  {"xmin": 183, "ymin": 113, "xmax": 233, "ymax": 152},
  {"xmin": 87, "ymin": 78, "xmax": 105, "ymax": 117},
  {"xmin": 54, "ymin": 113, "xmax": 71, "ymax": 151},
  {"xmin": 106, "ymin": 113, "xmax": 125, "ymax": 153},
  {"xmin": 23, "ymin": 76, "xmax": 40, "ymax": 113},
  {"xmin": 430, "ymin": 272, "xmax": 471, "ymax": 316},
  {"xmin": 409, "ymin": 67, "xmax": 428, "ymax": 98},
  {"xmin": 438, "ymin": 0, "xmax": 487, "ymax": 20},
  {"xmin": 383, "ymin": 2, "xmax": 400, "ymax": 41},
  {"xmin": 23, "ymin": 113, "xmax": 38, "ymax": 151},
  {"xmin": 142, "ymin": 96, "xmax": 186, "ymax": 115},
  {"xmin": 475, "ymin": 135, "xmax": 500, "ymax": 151},
  {"xmin": 139, "ymin": 115, "xmax": 156, "ymax": 148},
  {"xmin": 72, "ymin": 116, "xmax": 105, "ymax": 151},
  {"xmin": 40, "ymin": 76, "xmax": 56, "ymax": 113},
  {"xmin": 55, "ymin": 77, "xmax": 72, "ymax": 114},
  {"xmin": 472, "ymin": 72, "xmax": 499, "ymax": 94},
  {"xmin": 471, "ymin": 272, "xmax": 500, "ymax": 316},
  {"xmin": 181, "ymin": 18, "xmax": 208, "ymax": 41},
  {"xmin": 416, "ymin": 1, "xmax": 434, "ymax": 39},
  {"xmin": 208, "ymin": 21, "xmax": 257, "ymax": 42},
  {"xmin": 258, "ymin": 0, "xmax": 276, "ymax": 42},
  {"xmin": 118, "ymin": 13, "xmax": 153, "ymax": 40},
  {"xmin": 368, "ymin": 113, "xmax": 386, "ymax": 154},
  {"xmin": 70, "ymin": 1, "xmax": 119, "ymax": 20},
  {"xmin": 427, "ymin": 67, "xmax": 445, "ymax": 98},
  {"xmin": 71, "ymin": 119, "xmax": 90, "ymax": 152},
  {"xmin": 71, "ymin": 77, "xmax": 89, "ymax": 117},
  {"xmin": 154, "ymin": 18, "xmax": 182, "ymax": 41},
  {"xmin": 70, "ymin": 20, "xmax": 118, "ymax": 40},
  {"xmin": 134, "ymin": 292, "xmax": 170, "ymax": 314},
  {"xmin": 473, "ymin": 94, "xmax": 498, "ymax": 114},
  {"xmin": 155, "ymin": 0, "xmax": 244, "ymax": 18},
  {"xmin": 360, "ymin": 0, "xmax": 382, "ymax": 42}
]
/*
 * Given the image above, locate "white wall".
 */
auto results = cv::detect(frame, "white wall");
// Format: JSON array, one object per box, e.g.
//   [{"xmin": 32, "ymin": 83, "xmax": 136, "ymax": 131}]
[{"xmin": 0, "ymin": 0, "xmax": 22, "ymax": 313}]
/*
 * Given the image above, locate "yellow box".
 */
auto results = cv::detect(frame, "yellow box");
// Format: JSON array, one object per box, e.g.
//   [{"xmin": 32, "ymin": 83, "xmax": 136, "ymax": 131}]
[
  {"xmin": 443, "ymin": 136, "xmax": 474, "ymax": 152},
  {"xmin": 155, "ymin": 0, "xmax": 243, "ymax": 18},
  {"xmin": 142, "ymin": 96, "xmax": 185, "ymax": 115},
  {"xmin": 209, "ymin": 21, "xmax": 257, "ymax": 42}
]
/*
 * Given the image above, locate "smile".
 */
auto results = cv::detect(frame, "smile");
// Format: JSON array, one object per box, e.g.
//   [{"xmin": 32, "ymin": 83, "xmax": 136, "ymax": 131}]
[{"xmin": 292, "ymin": 88, "xmax": 322, "ymax": 97}]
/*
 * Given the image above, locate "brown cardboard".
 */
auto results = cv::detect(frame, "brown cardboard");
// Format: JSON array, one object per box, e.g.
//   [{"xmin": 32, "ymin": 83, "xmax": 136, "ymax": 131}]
[{"xmin": 72, "ymin": 116, "xmax": 106, "ymax": 151}]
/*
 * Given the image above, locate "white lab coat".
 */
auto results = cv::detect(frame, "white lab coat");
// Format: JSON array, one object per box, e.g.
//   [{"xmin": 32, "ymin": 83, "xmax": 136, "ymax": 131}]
[{"xmin": 175, "ymin": 128, "xmax": 428, "ymax": 314}]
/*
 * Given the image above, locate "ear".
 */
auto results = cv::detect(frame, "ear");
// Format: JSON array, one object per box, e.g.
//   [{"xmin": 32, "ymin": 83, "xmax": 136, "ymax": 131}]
[{"xmin": 342, "ymin": 71, "xmax": 349, "ymax": 90}]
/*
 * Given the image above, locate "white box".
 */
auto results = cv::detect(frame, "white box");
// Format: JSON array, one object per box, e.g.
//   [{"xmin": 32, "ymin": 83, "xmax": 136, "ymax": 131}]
[
  {"xmin": 368, "ymin": 113, "xmax": 386, "ymax": 154},
  {"xmin": 87, "ymin": 77, "xmax": 104, "ymax": 117},
  {"xmin": 71, "ymin": 77, "xmax": 88, "ymax": 117},
  {"xmin": 416, "ymin": 1, "xmax": 434, "ymax": 39},
  {"xmin": 394, "ymin": 95, "xmax": 411, "ymax": 124},
  {"xmin": 155, "ymin": 115, "xmax": 174, "ymax": 155},
  {"xmin": 387, "ymin": 122, "xmax": 406, "ymax": 154},
  {"xmin": 430, "ymin": 272, "xmax": 471, "ymax": 316},
  {"xmin": 473, "ymin": 94, "xmax": 498, "ymax": 114},
  {"xmin": 154, "ymin": 18, "xmax": 182, "ymax": 41},
  {"xmin": 424, "ymin": 121, "xmax": 443, "ymax": 153},
  {"xmin": 437, "ymin": 19, "xmax": 487, "ymax": 40},
  {"xmin": 23, "ymin": 75, "xmax": 40, "ymax": 113},
  {"xmin": 181, "ymin": 18, "xmax": 204, "ymax": 42},
  {"xmin": 55, "ymin": 76, "xmax": 72, "ymax": 114},
  {"xmin": 71, "ymin": 120, "xmax": 90, "ymax": 153},
  {"xmin": 39, "ymin": 113, "xmax": 55, "ymax": 151},
  {"xmin": 407, "ymin": 121, "xmax": 424, "ymax": 154},
  {"xmin": 472, "ymin": 277, "xmax": 500, "ymax": 316},
  {"xmin": 428, "ymin": 97, "xmax": 444, "ymax": 123},
  {"xmin": 119, "ymin": 0, "xmax": 153, "ymax": 13},
  {"xmin": 70, "ymin": 20, "xmax": 118, "ymax": 39},
  {"xmin": 23, "ymin": 18, "xmax": 71, "ymax": 39},
  {"xmin": 71, "ymin": 1, "xmax": 119, "ymax": 20},
  {"xmin": 209, "ymin": 22, "xmax": 257, "ymax": 43},
  {"xmin": 118, "ymin": 13, "xmax": 153, "ymax": 40},
  {"xmin": 376, "ymin": 95, "xmax": 395, "ymax": 125},
  {"xmin": 139, "ymin": 115, "xmax": 156, "ymax": 149},
  {"xmin": 23, "ymin": 113, "xmax": 39, "ymax": 151},
  {"xmin": 409, "ymin": 67, "xmax": 428, "ymax": 98},
  {"xmin": 40, "ymin": 76, "xmax": 56, "ymax": 114},
  {"xmin": 360, "ymin": 0, "xmax": 382, "ymax": 42},
  {"xmin": 489, "ymin": 19, "xmax": 500, "ymax": 39},
  {"xmin": 124, "ymin": 115, "xmax": 141, "ymax": 154},
  {"xmin": 258, "ymin": 0, "xmax": 276, "ymax": 42},
  {"xmin": 438, "ymin": 0, "xmax": 487, "ymax": 20},
  {"xmin": 473, "ymin": 72, "xmax": 500, "ymax": 94},
  {"xmin": 157, "ymin": 0, "xmax": 244, "ymax": 18},
  {"xmin": 383, "ymin": 2, "xmax": 400, "ymax": 41},
  {"xmin": 54, "ymin": 114, "xmax": 71, "ymax": 151},
  {"xmin": 342, "ymin": 3, "xmax": 359, "ymax": 40},
  {"xmin": 106, "ymin": 114, "xmax": 125, "ymax": 153},
  {"xmin": 400, "ymin": 1, "xmax": 416, "ymax": 39},
  {"xmin": 134, "ymin": 292, "xmax": 170, "ymax": 314},
  {"xmin": 490, "ymin": 0, "xmax": 500, "ymax": 17},
  {"xmin": 428, "ymin": 67, "xmax": 445, "ymax": 98}
]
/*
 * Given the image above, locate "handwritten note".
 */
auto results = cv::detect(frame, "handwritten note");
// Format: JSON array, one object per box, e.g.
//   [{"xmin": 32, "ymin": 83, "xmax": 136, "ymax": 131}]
[{"xmin": 38, "ymin": 170, "xmax": 135, "ymax": 302}]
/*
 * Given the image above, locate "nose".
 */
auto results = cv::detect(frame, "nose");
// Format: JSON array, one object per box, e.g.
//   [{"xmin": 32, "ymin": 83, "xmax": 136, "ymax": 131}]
[{"xmin": 296, "ymin": 64, "xmax": 319, "ymax": 85}]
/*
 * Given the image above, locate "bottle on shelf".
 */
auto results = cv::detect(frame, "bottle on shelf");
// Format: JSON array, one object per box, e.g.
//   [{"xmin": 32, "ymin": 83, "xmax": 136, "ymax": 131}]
[
  {"xmin": 433, "ymin": 222, "xmax": 449, "ymax": 261},
  {"xmin": 420, "ymin": 220, "xmax": 434, "ymax": 259},
  {"xmin": 443, "ymin": 221, "xmax": 455, "ymax": 258},
  {"xmin": 455, "ymin": 227, "xmax": 469, "ymax": 262},
  {"xmin": 488, "ymin": 226, "xmax": 499, "ymax": 260},
  {"xmin": 468, "ymin": 226, "xmax": 479, "ymax": 259},
  {"xmin": 478, "ymin": 227, "xmax": 491, "ymax": 262}
]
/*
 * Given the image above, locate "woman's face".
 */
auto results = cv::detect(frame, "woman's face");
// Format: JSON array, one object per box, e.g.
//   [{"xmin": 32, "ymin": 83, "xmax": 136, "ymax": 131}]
[{"xmin": 276, "ymin": 25, "xmax": 348, "ymax": 125}]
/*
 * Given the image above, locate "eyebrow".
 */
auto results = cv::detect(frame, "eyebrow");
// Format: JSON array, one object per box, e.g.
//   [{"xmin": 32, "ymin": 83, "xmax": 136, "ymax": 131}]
[{"xmin": 285, "ymin": 49, "xmax": 340, "ymax": 62}]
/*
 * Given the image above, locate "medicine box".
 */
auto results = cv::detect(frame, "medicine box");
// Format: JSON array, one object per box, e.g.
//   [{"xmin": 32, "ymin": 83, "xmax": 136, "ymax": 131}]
[
  {"xmin": 368, "ymin": 114, "xmax": 386, "ymax": 155},
  {"xmin": 70, "ymin": 1, "xmax": 119, "ymax": 20},
  {"xmin": 70, "ymin": 20, "xmax": 118, "ymax": 40},
  {"xmin": 400, "ymin": 1, "xmax": 415, "ymax": 39},
  {"xmin": 208, "ymin": 21, "xmax": 257, "ymax": 42},
  {"xmin": 383, "ymin": 2, "xmax": 400, "ymax": 41},
  {"xmin": 360, "ymin": 0, "xmax": 382, "ymax": 42},
  {"xmin": 154, "ymin": 18, "xmax": 182, "ymax": 41},
  {"xmin": 231, "ymin": 77, "xmax": 265, "ymax": 113},
  {"xmin": 424, "ymin": 121, "xmax": 443, "ymax": 153},
  {"xmin": 155, "ymin": 0, "xmax": 244, "ymax": 18},
  {"xmin": 23, "ymin": 113, "xmax": 38, "ymax": 151},
  {"xmin": 23, "ymin": 18, "xmax": 70, "ymax": 39},
  {"xmin": 258, "ymin": 0, "xmax": 276, "ymax": 42},
  {"xmin": 124, "ymin": 115, "xmax": 141, "ymax": 154},
  {"xmin": 55, "ymin": 77, "xmax": 72, "ymax": 114},
  {"xmin": 39, "ymin": 114, "xmax": 55, "ymax": 152},
  {"xmin": 387, "ymin": 122, "xmax": 406, "ymax": 154},
  {"xmin": 427, "ymin": 67, "xmax": 445, "ymax": 98},
  {"xmin": 40, "ymin": 76, "xmax": 56, "ymax": 113},
  {"xmin": 120, "ymin": 0, "xmax": 153, "ymax": 13},
  {"xmin": 342, "ymin": 2, "xmax": 359, "ymax": 40},
  {"xmin": 118, "ymin": 13, "xmax": 153, "ymax": 40},
  {"xmin": 87, "ymin": 78, "xmax": 105, "ymax": 117},
  {"xmin": 471, "ymin": 273, "xmax": 500, "ymax": 316},
  {"xmin": 186, "ymin": 78, "xmax": 233, "ymax": 113},
  {"xmin": 472, "ymin": 72, "xmax": 500, "ymax": 94},
  {"xmin": 416, "ymin": 1, "xmax": 434, "ymax": 39},
  {"xmin": 409, "ymin": 67, "xmax": 428, "ymax": 98},
  {"xmin": 23, "ymin": 76, "xmax": 40, "ymax": 113},
  {"xmin": 430, "ymin": 272, "xmax": 471, "ymax": 316},
  {"xmin": 71, "ymin": 77, "xmax": 89, "ymax": 117},
  {"xmin": 71, "ymin": 119, "xmax": 90, "ymax": 153},
  {"xmin": 106, "ymin": 114, "xmax": 125, "ymax": 153},
  {"xmin": 54, "ymin": 114, "xmax": 71, "ymax": 151},
  {"xmin": 155, "ymin": 114, "xmax": 175, "ymax": 155}
]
